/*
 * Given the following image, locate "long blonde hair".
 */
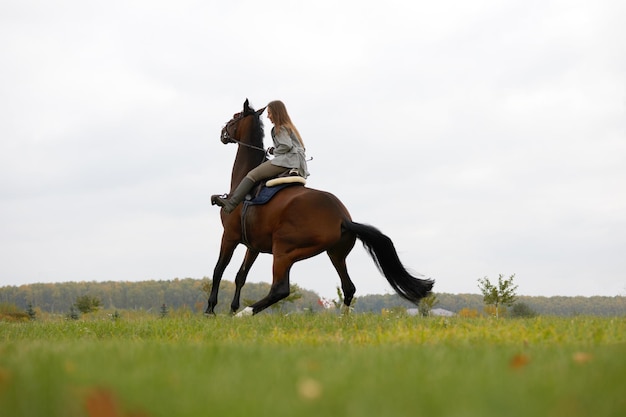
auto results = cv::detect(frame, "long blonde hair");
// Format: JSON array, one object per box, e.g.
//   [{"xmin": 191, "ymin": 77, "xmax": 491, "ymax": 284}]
[{"xmin": 267, "ymin": 100, "xmax": 305, "ymax": 148}]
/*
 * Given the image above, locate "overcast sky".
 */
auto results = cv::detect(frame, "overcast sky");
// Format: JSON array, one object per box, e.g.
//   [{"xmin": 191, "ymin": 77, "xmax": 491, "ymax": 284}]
[{"xmin": 1, "ymin": 0, "xmax": 625, "ymax": 301}]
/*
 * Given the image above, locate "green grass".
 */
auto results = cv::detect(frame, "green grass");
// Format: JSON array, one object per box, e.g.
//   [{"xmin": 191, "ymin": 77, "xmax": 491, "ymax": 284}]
[{"xmin": 1, "ymin": 313, "xmax": 625, "ymax": 417}]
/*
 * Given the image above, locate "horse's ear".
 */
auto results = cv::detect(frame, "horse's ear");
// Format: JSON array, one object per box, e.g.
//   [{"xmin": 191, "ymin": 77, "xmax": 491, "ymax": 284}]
[
  {"xmin": 243, "ymin": 98, "xmax": 250, "ymax": 112},
  {"xmin": 256, "ymin": 106, "xmax": 266, "ymax": 116}
]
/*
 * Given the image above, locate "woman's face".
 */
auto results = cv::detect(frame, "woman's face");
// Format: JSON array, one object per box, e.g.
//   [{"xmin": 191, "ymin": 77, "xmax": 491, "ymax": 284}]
[{"xmin": 267, "ymin": 107, "xmax": 274, "ymax": 124}]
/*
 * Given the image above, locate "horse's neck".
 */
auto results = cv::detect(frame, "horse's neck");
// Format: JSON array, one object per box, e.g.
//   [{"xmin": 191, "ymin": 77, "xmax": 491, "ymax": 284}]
[{"xmin": 230, "ymin": 148, "xmax": 263, "ymax": 191}]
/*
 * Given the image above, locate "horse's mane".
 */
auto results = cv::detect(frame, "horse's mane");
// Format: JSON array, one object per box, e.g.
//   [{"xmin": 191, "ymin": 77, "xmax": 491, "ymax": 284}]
[{"xmin": 245, "ymin": 105, "xmax": 265, "ymax": 149}]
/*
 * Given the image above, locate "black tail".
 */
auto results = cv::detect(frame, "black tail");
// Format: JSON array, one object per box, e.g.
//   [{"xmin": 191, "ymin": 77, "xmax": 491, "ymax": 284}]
[{"xmin": 343, "ymin": 221, "xmax": 434, "ymax": 304}]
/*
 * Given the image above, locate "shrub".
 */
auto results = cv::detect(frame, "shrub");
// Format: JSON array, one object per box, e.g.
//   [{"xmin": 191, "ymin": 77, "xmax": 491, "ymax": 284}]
[
  {"xmin": 0, "ymin": 303, "xmax": 29, "ymax": 322},
  {"xmin": 510, "ymin": 302, "xmax": 538, "ymax": 318}
]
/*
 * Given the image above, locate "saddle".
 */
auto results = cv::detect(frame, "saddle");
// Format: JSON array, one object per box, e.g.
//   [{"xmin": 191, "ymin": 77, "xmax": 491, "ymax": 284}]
[
  {"xmin": 244, "ymin": 183, "xmax": 295, "ymax": 206},
  {"xmin": 245, "ymin": 172, "xmax": 306, "ymax": 206}
]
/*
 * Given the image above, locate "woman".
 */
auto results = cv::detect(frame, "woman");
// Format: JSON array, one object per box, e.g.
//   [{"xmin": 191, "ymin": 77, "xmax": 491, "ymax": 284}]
[{"xmin": 211, "ymin": 100, "xmax": 309, "ymax": 214}]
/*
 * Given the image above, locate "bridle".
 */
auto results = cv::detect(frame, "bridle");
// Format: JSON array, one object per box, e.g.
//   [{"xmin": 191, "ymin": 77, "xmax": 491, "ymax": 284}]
[{"xmin": 220, "ymin": 111, "xmax": 266, "ymax": 152}]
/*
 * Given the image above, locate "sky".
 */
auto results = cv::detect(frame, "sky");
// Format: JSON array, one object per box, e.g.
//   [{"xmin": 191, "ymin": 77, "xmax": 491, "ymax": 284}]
[{"xmin": 1, "ymin": 0, "xmax": 625, "ymax": 301}]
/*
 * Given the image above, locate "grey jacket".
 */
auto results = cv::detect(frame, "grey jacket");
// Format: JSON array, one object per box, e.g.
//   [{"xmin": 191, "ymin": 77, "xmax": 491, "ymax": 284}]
[{"xmin": 270, "ymin": 126, "xmax": 309, "ymax": 178}]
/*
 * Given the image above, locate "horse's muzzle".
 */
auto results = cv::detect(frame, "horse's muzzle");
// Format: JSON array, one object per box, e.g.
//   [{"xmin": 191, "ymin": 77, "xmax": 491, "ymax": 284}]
[{"xmin": 220, "ymin": 129, "xmax": 232, "ymax": 144}]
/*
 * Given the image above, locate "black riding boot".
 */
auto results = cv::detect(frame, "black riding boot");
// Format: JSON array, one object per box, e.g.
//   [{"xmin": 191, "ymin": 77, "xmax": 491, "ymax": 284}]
[{"xmin": 211, "ymin": 178, "xmax": 255, "ymax": 214}]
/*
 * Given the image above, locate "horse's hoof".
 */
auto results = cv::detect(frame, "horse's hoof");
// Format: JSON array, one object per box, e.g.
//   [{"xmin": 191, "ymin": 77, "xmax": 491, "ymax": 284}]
[{"xmin": 235, "ymin": 307, "xmax": 254, "ymax": 317}]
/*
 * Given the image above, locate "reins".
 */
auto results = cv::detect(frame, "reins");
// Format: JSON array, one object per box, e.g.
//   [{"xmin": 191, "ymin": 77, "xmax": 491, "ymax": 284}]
[
  {"xmin": 230, "ymin": 138, "xmax": 266, "ymax": 153},
  {"xmin": 221, "ymin": 112, "xmax": 314, "ymax": 162}
]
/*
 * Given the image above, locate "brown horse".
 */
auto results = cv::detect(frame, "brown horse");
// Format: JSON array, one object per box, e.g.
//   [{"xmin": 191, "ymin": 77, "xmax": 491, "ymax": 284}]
[{"xmin": 206, "ymin": 99, "xmax": 433, "ymax": 316}]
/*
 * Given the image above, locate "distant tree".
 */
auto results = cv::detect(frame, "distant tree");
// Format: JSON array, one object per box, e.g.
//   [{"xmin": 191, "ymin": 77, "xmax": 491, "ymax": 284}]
[
  {"xmin": 510, "ymin": 302, "xmax": 538, "ymax": 318},
  {"xmin": 159, "ymin": 303, "xmax": 169, "ymax": 318},
  {"xmin": 477, "ymin": 274, "xmax": 518, "ymax": 318},
  {"xmin": 200, "ymin": 278, "xmax": 212, "ymax": 299},
  {"xmin": 26, "ymin": 303, "xmax": 37, "ymax": 320},
  {"xmin": 418, "ymin": 293, "xmax": 438, "ymax": 317},
  {"xmin": 110, "ymin": 310, "xmax": 121, "ymax": 321},
  {"xmin": 74, "ymin": 295, "xmax": 102, "ymax": 314},
  {"xmin": 66, "ymin": 306, "xmax": 80, "ymax": 320}
]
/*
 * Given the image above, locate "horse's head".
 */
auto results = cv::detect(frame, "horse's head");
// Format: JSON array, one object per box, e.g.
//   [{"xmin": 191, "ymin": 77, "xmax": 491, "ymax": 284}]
[{"xmin": 220, "ymin": 99, "xmax": 266, "ymax": 145}]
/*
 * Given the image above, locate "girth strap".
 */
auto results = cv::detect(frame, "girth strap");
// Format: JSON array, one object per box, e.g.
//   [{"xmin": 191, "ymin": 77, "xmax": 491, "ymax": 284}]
[{"xmin": 239, "ymin": 183, "xmax": 302, "ymax": 247}]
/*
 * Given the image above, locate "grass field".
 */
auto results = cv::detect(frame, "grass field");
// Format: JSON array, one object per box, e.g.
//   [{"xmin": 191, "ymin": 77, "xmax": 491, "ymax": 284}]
[{"xmin": 1, "ymin": 312, "xmax": 625, "ymax": 417}]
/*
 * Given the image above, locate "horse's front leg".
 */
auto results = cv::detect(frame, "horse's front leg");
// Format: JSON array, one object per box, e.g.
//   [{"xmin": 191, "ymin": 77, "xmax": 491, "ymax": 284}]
[
  {"xmin": 206, "ymin": 238, "xmax": 238, "ymax": 315},
  {"xmin": 230, "ymin": 248, "xmax": 260, "ymax": 314}
]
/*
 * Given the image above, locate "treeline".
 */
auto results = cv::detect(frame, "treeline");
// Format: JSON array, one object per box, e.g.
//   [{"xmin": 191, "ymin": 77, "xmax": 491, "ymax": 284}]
[
  {"xmin": 1, "ymin": 279, "xmax": 624, "ymax": 316},
  {"xmin": 354, "ymin": 293, "xmax": 626, "ymax": 317},
  {"xmin": 0, "ymin": 278, "xmax": 323, "ymax": 315}
]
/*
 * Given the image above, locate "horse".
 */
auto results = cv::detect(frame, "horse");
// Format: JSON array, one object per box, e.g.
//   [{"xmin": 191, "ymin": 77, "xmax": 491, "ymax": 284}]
[{"xmin": 205, "ymin": 99, "xmax": 434, "ymax": 316}]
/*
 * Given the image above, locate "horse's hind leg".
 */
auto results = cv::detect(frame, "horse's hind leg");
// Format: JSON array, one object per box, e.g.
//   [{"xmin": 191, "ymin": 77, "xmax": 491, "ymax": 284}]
[
  {"xmin": 327, "ymin": 234, "xmax": 357, "ymax": 307},
  {"xmin": 230, "ymin": 248, "xmax": 259, "ymax": 314},
  {"xmin": 242, "ymin": 256, "xmax": 293, "ymax": 315},
  {"xmin": 328, "ymin": 252, "xmax": 356, "ymax": 307}
]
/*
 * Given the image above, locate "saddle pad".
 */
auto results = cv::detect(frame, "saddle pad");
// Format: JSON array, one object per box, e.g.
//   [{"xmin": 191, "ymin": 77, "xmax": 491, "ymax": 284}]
[{"xmin": 245, "ymin": 183, "xmax": 294, "ymax": 206}]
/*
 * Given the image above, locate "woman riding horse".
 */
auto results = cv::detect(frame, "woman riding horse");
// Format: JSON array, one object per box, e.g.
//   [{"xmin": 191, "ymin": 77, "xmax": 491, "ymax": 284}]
[
  {"xmin": 206, "ymin": 99, "xmax": 433, "ymax": 316},
  {"xmin": 211, "ymin": 100, "xmax": 309, "ymax": 214}
]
